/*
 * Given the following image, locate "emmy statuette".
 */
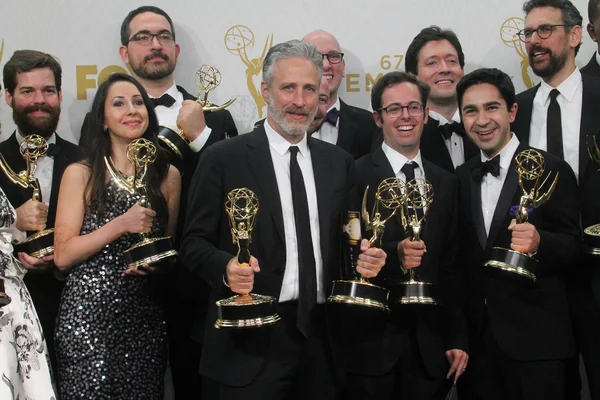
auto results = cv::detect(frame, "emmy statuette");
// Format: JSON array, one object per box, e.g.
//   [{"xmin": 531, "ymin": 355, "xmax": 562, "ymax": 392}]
[
  {"xmin": 484, "ymin": 149, "xmax": 559, "ymax": 282},
  {"xmin": 583, "ymin": 135, "xmax": 600, "ymax": 255},
  {"xmin": 104, "ymin": 138, "xmax": 178, "ymax": 270},
  {"xmin": 214, "ymin": 188, "xmax": 280, "ymax": 329},
  {"xmin": 159, "ymin": 65, "xmax": 236, "ymax": 159}
]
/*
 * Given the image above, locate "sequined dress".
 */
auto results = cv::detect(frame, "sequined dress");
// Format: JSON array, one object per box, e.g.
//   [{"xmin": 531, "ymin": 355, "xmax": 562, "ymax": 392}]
[{"xmin": 55, "ymin": 179, "xmax": 167, "ymax": 399}]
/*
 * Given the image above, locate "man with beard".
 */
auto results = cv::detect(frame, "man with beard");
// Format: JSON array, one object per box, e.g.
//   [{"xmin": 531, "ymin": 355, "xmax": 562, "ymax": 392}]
[
  {"xmin": 302, "ymin": 30, "xmax": 379, "ymax": 159},
  {"xmin": 510, "ymin": 0, "xmax": 600, "ymax": 397},
  {"xmin": 180, "ymin": 40, "xmax": 386, "ymax": 400},
  {"xmin": 404, "ymin": 26, "xmax": 479, "ymax": 173},
  {"xmin": 0, "ymin": 49, "xmax": 79, "ymax": 381}
]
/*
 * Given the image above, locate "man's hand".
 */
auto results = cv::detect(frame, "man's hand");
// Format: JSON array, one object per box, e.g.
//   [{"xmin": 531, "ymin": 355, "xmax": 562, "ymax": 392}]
[
  {"xmin": 357, "ymin": 239, "xmax": 387, "ymax": 278},
  {"xmin": 397, "ymin": 238, "xmax": 427, "ymax": 270},
  {"xmin": 122, "ymin": 263, "xmax": 159, "ymax": 277},
  {"xmin": 445, "ymin": 349, "xmax": 469, "ymax": 383},
  {"xmin": 508, "ymin": 219, "xmax": 540, "ymax": 254},
  {"xmin": 18, "ymin": 252, "xmax": 54, "ymax": 270},
  {"xmin": 16, "ymin": 199, "xmax": 48, "ymax": 231},
  {"xmin": 226, "ymin": 256, "xmax": 260, "ymax": 294},
  {"xmin": 177, "ymin": 100, "xmax": 207, "ymax": 142}
]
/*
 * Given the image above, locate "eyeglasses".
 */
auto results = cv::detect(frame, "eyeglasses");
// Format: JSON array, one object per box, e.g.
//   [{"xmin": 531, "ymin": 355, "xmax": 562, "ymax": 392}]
[
  {"xmin": 516, "ymin": 24, "xmax": 568, "ymax": 43},
  {"xmin": 379, "ymin": 102, "xmax": 424, "ymax": 118},
  {"xmin": 320, "ymin": 51, "xmax": 344, "ymax": 64},
  {"xmin": 128, "ymin": 32, "xmax": 175, "ymax": 46}
]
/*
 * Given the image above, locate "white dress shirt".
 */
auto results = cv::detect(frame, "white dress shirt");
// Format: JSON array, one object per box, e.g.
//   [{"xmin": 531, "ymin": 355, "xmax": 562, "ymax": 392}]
[
  {"xmin": 382, "ymin": 142, "xmax": 425, "ymax": 184},
  {"xmin": 16, "ymin": 132, "xmax": 55, "ymax": 207},
  {"xmin": 429, "ymin": 109, "xmax": 465, "ymax": 169},
  {"xmin": 528, "ymin": 68, "xmax": 582, "ymax": 177},
  {"xmin": 480, "ymin": 134, "xmax": 520, "ymax": 236},
  {"xmin": 151, "ymin": 82, "xmax": 213, "ymax": 153},
  {"xmin": 264, "ymin": 120, "xmax": 325, "ymax": 303},
  {"xmin": 312, "ymin": 97, "xmax": 340, "ymax": 146}
]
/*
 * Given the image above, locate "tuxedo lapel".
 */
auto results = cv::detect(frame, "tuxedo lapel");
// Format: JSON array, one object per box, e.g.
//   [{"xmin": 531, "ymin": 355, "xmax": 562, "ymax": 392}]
[
  {"xmin": 486, "ymin": 155, "xmax": 521, "ymax": 249},
  {"xmin": 245, "ymin": 128, "xmax": 285, "ymax": 244},
  {"xmin": 464, "ymin": 137, "xmax": 479, "ymax": 161},
  {"xmin": 371, "ymin": 147, "xmax": 396, "ymax": 183},
  {"xmin": 47, "ymin": 135, "xmax": 74, "ymax": 225},
  {"xmin": 468, "ymin": 161, "xmax": 487, "ymax": 250},
  {"xmin": 513, "ymin": 85, "xmax": 539, "ymax": 144},
  {"xmin": 336, "ymin": 100, "xmax": 355, "ymax": 153},
  {"xmin": 421, "ymin": 160, "xmax": 441, "ymax": 244},
  {"xmin": 579, "ymin": 75, "xmax": 600, "ymax": 177},
  {"xmin": 420, "ymin": 118, "xmax": 454, "ymax": 173}
]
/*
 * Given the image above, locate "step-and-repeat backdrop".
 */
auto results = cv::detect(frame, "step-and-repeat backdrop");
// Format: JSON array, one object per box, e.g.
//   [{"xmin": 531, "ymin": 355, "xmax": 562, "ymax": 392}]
[{"xmin": 0, "ymin": 0, "xmax": 594, "ymax": 143}]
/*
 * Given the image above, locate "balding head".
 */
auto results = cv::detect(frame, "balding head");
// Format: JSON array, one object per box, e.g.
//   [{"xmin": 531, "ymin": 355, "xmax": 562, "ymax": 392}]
[{"xmin": 303, "ymin": 30, "xmax": 345, "ymax": 106}]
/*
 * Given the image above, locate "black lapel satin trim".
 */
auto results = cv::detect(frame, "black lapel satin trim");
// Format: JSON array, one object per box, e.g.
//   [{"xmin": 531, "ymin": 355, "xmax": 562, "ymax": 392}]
[
  {"xmin": 513, "ymin": 85, "xmax": 540, "ymax": 144},
  {"xmin": 245, "ymin": 128, "xmax": 285, "ymax": 243}
]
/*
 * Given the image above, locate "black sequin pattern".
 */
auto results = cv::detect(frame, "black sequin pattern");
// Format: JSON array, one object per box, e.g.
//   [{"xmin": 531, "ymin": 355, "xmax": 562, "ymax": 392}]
[{"xmin": 55, "ymin": 180, "xmax": 167, "ymax": 399}]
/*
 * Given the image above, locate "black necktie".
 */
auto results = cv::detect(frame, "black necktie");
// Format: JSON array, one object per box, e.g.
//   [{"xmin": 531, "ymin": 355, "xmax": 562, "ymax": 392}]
[
  {"xmin": 151, "ymin": 93, "xmax": 176, "ymax": 108},
  {"xmin": 401, "ymin": 162, "xmax": 424, "ymax": 220},
  {"xmin": 547, "ymin": 89, "xmax": 564, "ymax": 159},
  {"xmin": 289, "ymin": 146, "xmax": 317, "ymax": 338},
  {"xmin": 471, "ymin": 155, "xmax": 500, "ymax": 183},
  {"xmin": 438, "ymin": 121, "xmax": 466, "ymax": 140},
  {"xmin": 325, "ymin": 107, "xmax": 340, "ymax": 126}
]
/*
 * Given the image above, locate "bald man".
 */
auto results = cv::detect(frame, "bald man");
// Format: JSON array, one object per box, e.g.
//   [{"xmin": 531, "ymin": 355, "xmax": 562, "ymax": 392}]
[{"xmin": 303, "ymin": 30, "xmax": 379, "ymax": 159}]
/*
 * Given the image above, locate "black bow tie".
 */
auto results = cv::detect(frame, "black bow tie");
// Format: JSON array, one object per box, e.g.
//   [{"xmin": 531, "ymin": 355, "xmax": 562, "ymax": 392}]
[
  {"xmin": 439, "ymin": 121, "xmax": 466, "ymax": 140},
  {"xmin": 326, "ymin": 107, "xmax": 340, "ymax": 126},
  {"xmin": 47, "ymin": 143, "xmax": 60, "ymax": 157},
  {"xmin": 471, "ymin": 155, "xmax": 500, "ymax": 183},
  {"xmin": 151, "ymin": 93, "xmax": 176, "ymax": 108}
]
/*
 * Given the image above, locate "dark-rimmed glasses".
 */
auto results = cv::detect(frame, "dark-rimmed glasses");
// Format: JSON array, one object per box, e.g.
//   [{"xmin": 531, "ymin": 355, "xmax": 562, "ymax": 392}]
[
  {"xmin": 128, "ymin": 32, "xmax": 175, "ymax": 46},
  {"xmin": 517, "ymin": 24, "xmax": 568, "ymax": 43},
  {"xmin": 320, "ymin": 51, "xmax": 344, "ymax": 64},
  {"xmin": 379, "ymin": 103, "xmax": 424, "ymax": 118}
]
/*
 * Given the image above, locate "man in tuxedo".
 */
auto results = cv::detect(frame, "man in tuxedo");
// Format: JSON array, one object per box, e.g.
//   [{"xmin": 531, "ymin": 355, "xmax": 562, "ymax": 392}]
[
  {"xmin": 302, "ymin": 30, "xmax": 379, "ymax": 159},
  {"xmin": 404, "ymin": 26, "xmax": 478, "ymax": 173},
  {"xmin": 511, "ymin": 1, "xmax": 600, "ymax": 396},
  {"xmin": 341, "ymin": 71, "xmax": 468, "ymax": 400},
  {"xmin": 78, "ymin": 6, "xmax": 239, "ymax": 398},
  {"xmin": 456, "ymin": 68, "xmax": 579, "ymax": 400},
  {"xmin": 581, "ymin": 0, "xmax": 600, "ymax": 76},
  {"xmin": 1, "ymin": 49, "xmax": 80, "ymax": 380},
  {"xmin": 180, "ymin": 39, "xmax": 386, "ymax": 400}
]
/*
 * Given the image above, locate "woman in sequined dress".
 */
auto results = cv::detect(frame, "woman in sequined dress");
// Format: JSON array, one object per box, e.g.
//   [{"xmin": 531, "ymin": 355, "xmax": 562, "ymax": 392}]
[
  {"xmin": 53, "ymin": 73, "xmax": 181, "ymax": 399},
  {"xmin": 0, "ymin": 183, "xmax": 56, "ymax": 399}
]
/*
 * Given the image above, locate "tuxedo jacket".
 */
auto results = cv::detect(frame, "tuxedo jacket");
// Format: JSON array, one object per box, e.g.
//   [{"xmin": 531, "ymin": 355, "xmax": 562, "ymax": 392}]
[
  {"xmin": 342, "ymin": 148, "xmax": 467, "ymax": 380},
  {"xmin": 581, "ymin": 54, "xmax": 600, "ymax": 78},
  {"xmin": 179, "ymin": 125, "xmax": 354, "ymax": 387},
  {"xmin": 337, "ymin": 99, "xmax": 379, "ymax": 159},
  {"xmin": 455, "ymin": 144, "xmax": 579, "ymax": 361},
  {"xmin": 420, "ymin": 116, "xmax": 479, "ymax": 173}
]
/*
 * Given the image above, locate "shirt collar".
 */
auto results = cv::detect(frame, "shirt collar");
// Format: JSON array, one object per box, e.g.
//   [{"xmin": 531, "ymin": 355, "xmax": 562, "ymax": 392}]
[
  {"xmin": 150, "ymin": 81, "xmax": 180, "ymax": 100},
  {"xmin": 381, "ymin": 142, "xmax": 424, "ymax": 176},
  {"xmin": 539, "ymin": 68, "xmax": 581, "ymax": 104},
  {"xmin": 16, "ymin": 131, "xmax": 56, "ymax": 145},
  {"xmin": 428, "ymin": 108, "xmax": 461, "ymax": 125},
  {"xmin": 264, "ymin": 119, "xmax": 309, "ymax": 158},
  {"xmin": 480, "ymin": 133, "xmax": 520, "ymax": 171},
  {"xmin": 326, "ymin": 97, "xmax": 341, "ymax": 113},
  {"xmin": 595, "ymin": 51, "xmax": 600, "ymax": 67}
]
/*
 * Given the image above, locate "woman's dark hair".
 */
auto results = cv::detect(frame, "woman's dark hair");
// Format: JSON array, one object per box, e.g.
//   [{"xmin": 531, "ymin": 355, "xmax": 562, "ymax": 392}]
[{"xmin": 82, "ymin": 73, "xmax": 169, "ymax": 226}]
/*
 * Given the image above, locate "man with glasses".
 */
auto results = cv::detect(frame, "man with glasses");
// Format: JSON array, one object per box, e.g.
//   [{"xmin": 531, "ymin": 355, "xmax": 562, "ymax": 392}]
[
  {"xmin": 80, "ymin": 6, "xmax": 238, "ymax": 400},
  {"xmin": 342, "ymin": 71, "xmax": 467, "ymax": 400},
  {"xmin": 302, "ymin": 30, "xmax": 378, "ymax": 159},
  {"xmin": 511, "ymin": 0, "xmax": 600, "ymax": 398},
  {"xmin": 581, "ymin": 0, "xmax": 600, "ymax": 77},
  {"xmin": 404, "ymin": 26, "xmax": 479, "ymax": 173}
]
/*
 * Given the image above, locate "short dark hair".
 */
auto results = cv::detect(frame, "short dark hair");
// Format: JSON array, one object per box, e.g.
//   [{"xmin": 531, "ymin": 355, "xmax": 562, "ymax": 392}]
[
  {"xmin": 456, "ymin": 68, "xmax": 516, "ymax": 112},
  {"xmin": 588, "ymin": 0, "xmax": 600, "ymax": 23},
  {"xmin": 523, "ymin": 0, "xmax": 583, "ymax": 54},
  {"xmin": 120, "ymin": 6, "xmax": 176, "ymax": 46},
  {"xmin": 3, "ymin": 50, "xmax": 62, "ymax": 95},
  {"xmin": 404, "ymin": 26, "xmax": 465, "ymax": 75},
  {"xmin": 371, "ymin": 71, "xmax": 430, "ymax": 113}
]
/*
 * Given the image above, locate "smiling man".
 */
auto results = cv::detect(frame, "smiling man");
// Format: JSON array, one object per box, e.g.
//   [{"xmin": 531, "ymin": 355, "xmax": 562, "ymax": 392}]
[
  {"xmin": 456, "ymin": 68, "xmax": 579, "ymax": 400},
  {"xmin": 404, "ymin": 26, "xmax": 479, "ymax": 173},
  {"xmin": 302, "ymin": 30, "xmax": 379, "ymax": 159}
]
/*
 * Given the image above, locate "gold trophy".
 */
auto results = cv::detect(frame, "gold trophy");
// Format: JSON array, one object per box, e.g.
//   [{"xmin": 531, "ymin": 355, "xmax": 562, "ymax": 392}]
[
  {"xmin": 397, "ymin": 178, "xmax": 437, "ymax": 305},
  {"xmin": 104, "ymin": 138, "xmax": 178, "ymax": 270},
  {"xmin": 328, "ymin": 178, "xmax": 405, "ymax": 311},
  {"xmin": 484, "ymin": 149, "xmax": 559, "ymax": 281},
  {"xmin": 583, "ymin": 135, "xmax": 600, "ymax": 254},
  {"xmin": 215, "ymin": 188, "xmax": 281, "ymax": 329},
  {"xmin": 159, "ymin": 64, "xmax": 236, "ymax": 159},
  {"xmin": 0, "ymin": 134, "xmax": 54, "ymax": 258}
]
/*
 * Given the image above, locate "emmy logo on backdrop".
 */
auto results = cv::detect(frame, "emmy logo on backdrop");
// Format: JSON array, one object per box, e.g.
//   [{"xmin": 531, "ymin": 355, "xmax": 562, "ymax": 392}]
[
  {"xmin": 215, "ymin": 188, "xmax": 280, "ymax": 329},
  {"xmin": 0, "ymin": 134, "xmax": 55, "ymax": 259},
  {"xmin": 328, "ymin": 178, "xmax": 405, "ymax": 311},
  {"xmin": 158, "ymin": 65, "xmax": 235, "ymax": 159},
  {"xmin": 501, "ymin": 17, "xmax": 535, "ymax": 89},
  {"xmin": 104, "ymin": 138, "xmax": 178, "ymax": 270},
  {"xmin": 224, "ymin": 25, "xmax": 274, "ymax": 119},
  {"xmin": 484, "ymin": 149, "xmax": 559, "ymax": 281}
]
